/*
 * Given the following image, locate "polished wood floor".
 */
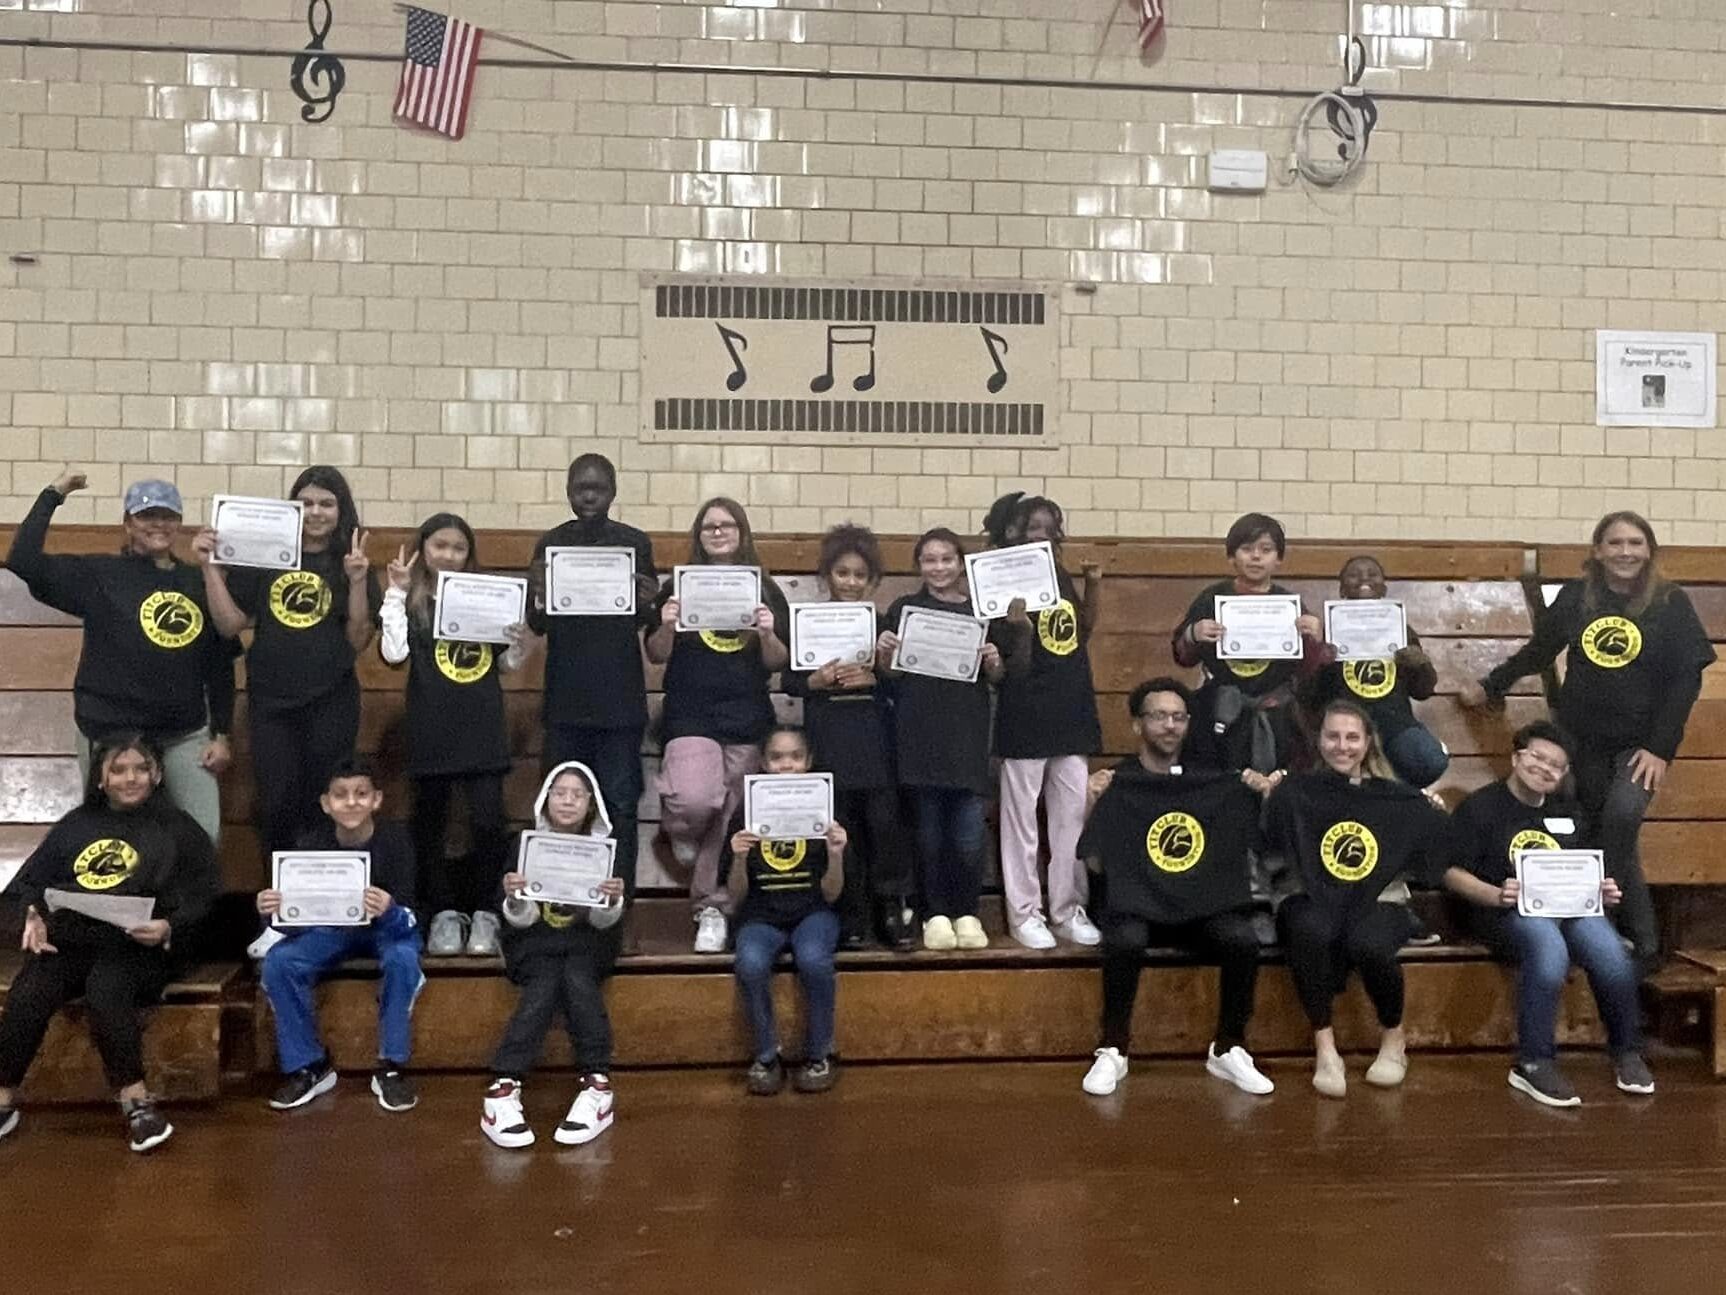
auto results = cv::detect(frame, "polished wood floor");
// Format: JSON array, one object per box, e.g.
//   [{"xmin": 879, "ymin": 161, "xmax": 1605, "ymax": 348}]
[{"xmin": 6, "ymin": 1055, "xmax": 1726, "ymax": 1294}]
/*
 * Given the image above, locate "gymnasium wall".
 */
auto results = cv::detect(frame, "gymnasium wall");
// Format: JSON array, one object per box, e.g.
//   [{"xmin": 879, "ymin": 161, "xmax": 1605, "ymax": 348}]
[{"xmin": 4, "ymin": 0, "xmax": 1726, "ymax": 541}]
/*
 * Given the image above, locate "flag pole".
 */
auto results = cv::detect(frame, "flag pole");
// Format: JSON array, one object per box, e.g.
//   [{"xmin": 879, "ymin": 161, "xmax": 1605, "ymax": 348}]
[
  {"xmin": 1089, "ymin": 2, "xmax": 1124, "ymax": 79},
  {"xmin": 391, "ymin": 4, "xmax": 582, "ymax": 63}
]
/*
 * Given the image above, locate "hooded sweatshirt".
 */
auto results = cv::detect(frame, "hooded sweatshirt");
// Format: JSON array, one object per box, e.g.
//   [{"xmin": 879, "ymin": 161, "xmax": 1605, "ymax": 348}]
[{"xmin": 497, "ymin": 761, "xmax": 623, "ymax": 976}]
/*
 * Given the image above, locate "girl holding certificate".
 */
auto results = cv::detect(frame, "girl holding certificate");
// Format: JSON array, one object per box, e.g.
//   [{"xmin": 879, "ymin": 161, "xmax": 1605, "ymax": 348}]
[
  {"xmin": 482, "ymin": 762, "xmax": 625, "ymax": 1149},
  {"xmin": 879, "ymin": 527, "xmax": 1012, "ymax": 952},
  {"xmin": 1265, "ymin": 702, "xmax": 1451, "ymax": 1099},
  {"xmin": 995, "ymin": 496, "xmax": 1104, "ymax": 950},
  {"xmin": 195, "ymin": 466, "xmax": 383, "ymax": 860},
  {"xmin": 1461, "ymin": 511, "xmax": 1715, "ymax": 973},
  {"xmin": 0, "ymin": 734, "xmax": 217, "ymax": 1154},
  {"xmin": 381, "ymin": 513, "xmax": 534, "ymax": 957},
  {"xmin": 646, "ymin": 498, "xmax": 790, "ymax": 955}
]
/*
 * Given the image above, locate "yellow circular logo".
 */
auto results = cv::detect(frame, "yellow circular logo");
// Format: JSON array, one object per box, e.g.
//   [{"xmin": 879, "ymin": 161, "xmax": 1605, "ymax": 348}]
[
  {"xmin": 1580, "ymin": 616, "xmax": 1641, "ymax": 669},
  {"xmin": 435, "ymin": 640, "xmax": 493, "ymax": 685},
  {"xmin": 1145, "ymin": 811, "xmax": 1206, "ymax": 874},
  {"xmin": 1320, "ymin": 820, "xmax": 1379, "ymax": 882},
  {"xmin": 699, "ymin": 629, "xmax": 746, "ymax": 654},
  {"xmin": 1228, "ymin": 659, "xmax": 1269, "ymax": 679},
  {"xmin": 1507, "ymin": 828, "xmax": 1561, "ymax": 865},
  {"xmin": 269, "ymin": 570, "xmax": 333, "ymax": 630},
  {"xmin": 138, "ymin": 590, "xmax": 204, "ymax": 649},
  {"xmin": 1036, "ymin": 600, "xmax": 1079, "ymax": 657},
  {"xmin": 761, "ymin": 839, "xmax": 809, "ymax": 873},
  {"xmin": 73, "ymin": 837, "xmax": 141, "ymax": 891},
  {"xmin": 541, "ymin": 904, "xmax": 577, "ymax": 929},
  {"xmin": 1342, "ymin": 658, "xmax": 1397, "ymax": 701}
]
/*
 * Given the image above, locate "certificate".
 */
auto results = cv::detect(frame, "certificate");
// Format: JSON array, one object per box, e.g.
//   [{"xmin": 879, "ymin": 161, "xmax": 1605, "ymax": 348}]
[
  {"xmin": 519, "ymin": 831, "xmax": 617, "ymax": 908},
  {"xmin": 745, "ymin": 772, "xmax": 835, "ymax": 840},
  {"xmin": 1515, "ymin": 849, "xmax": 1606, "ymax": 919},
  {"xmin": 964, "ymin": 541, "xmax": 1060, "ymax": 619},
  {"xmin": 272, "ymin": 851, "xmax": 370, "ymax": 927},
  {"xmin": 674, "ymin": 565, "xmax": 761, "ymax": 632},
  {"xmin": 1324, "ymin": 599, "xmax": 1407, "ymax": 661},
  {"xmin": 43, "ymin": 888, "xmax": 156, "ymax": 930},
  {"xmin": 892, "ymin": 605, "xmax": 986, "ymax": 683},
  {"xmin": 545, "ymin": 546, "xmax": 636, "ymax": 617},
  {"xmin": 435, "ymin": 570, "xmax": 528, "ymax": 644},
  {"xmin": 791, "ymin": 603, "xmax": 877, "ymax": 670},
  {"xmin": 210, "ymin": 494, "xmax": 303, "ymax": 570},
  {"xmin": 1215, "ymin": 594, "xmax": 1303, "ymax": 660}
]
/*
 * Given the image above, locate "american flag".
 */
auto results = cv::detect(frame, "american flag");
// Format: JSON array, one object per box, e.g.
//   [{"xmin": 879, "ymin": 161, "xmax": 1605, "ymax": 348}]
[
  {"xmin": 393, "ymin": 7, "xmax": 484, "ymax": 140},
  {"xmin": 1137, "ymin": 0, "xmax": 1166, "ymax": 49}
]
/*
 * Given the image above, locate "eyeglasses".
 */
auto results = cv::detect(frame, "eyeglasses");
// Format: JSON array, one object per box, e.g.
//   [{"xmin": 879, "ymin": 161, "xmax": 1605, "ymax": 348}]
[
  {"xmin": 1137, "ymin": 710, "xmax": 1190, "ymax": 725},
  {"xmin": 1516, "ymin": 749, "xmax": 1569, "ymax": 776},
  {"xmin": 700, "ymin": 522, "xmax": 740, "ymax": 535}
]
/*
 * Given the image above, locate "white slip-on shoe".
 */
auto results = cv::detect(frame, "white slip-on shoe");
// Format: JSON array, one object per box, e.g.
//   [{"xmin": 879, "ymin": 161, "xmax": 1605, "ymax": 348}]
[
  {"xmin": 693, "ymin": 906, "xmax": 728, "ymax": 954},
  {"xmin": 1010, "ymin": 916, "xmax": 1057, "ymax": 950},
  {"xmin": 1053, "ymin": 908, "xmax": 1103, "ymax": 946},
  {"xmin": 1206, "ymin": 1044, "xmax": 1274, "ymax": 1095},
  {"xmin": 1082, "ymin": 1047, "xmax": 1129, "ymax": 1096}
]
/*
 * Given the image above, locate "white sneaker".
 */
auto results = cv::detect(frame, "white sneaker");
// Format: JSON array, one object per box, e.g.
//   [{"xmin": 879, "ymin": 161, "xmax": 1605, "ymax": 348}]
[
  {"xmin": 1053, "ymin": 907, "xmax": 1102, "ymax": 946},
  {"xmin": 554, "ymin": 1076, "xmax": 615, "ymax": 1146},
  {"xmin": 953, "ymin": 915, "xmax": 989, "ymax": 949},
  {"xmin": 247, "ymin": 927, "xmax": 286, "ymax": 961},
  {"xmin": 1082, "ymin": 1047, "xmax": 1128, "ymax": 1095},
  {"xmin": 922, "ymin": 915, "xmax": 957, "ymax": 951},
  {"xmin": 466, "ymin": 910, "xmax": 501, "ymax": 956},
  {"xmin": 1011, "ymin": 915, "xmax": 1057, "ymax": 950},
  {"xmin": 481, "ymin": 1078, "xmax": 534, "ymax": 1149},
  {"xmin": 427, "ymin": 910, "xmax": 468, "ymax": 957},
  {"xmin": 1206, "ymin": 1044, "xmax": 1275, "ymax": 1095},
  {"xmin": 693, "ymin": 906, "xmax": 727, "ymax": 954}
]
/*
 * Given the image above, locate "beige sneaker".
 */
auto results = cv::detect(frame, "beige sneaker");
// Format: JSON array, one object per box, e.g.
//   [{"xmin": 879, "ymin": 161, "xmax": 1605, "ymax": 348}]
[
  {"xmin": 1364, "ymin": 1044, "xmax": 1408, "ymax": 1088},
  {"xmin": 1312, "ymin": 1051, "xmax": 1347, "ymax": 1099},
  {"xmin": 922, "ymin": 915, "xmax": 957, "ymax": 951},
  {"xmin": 953, "ymin": 915, "xmax": 989, "ymax": 949}
]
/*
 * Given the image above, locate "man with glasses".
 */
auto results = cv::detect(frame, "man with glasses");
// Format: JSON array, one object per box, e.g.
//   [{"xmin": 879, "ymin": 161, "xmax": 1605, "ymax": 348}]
[
  {"xmin": 1078, "ymin": 677, "xmax": 1282, "ymax": 1097},
  {"xmin": 1442, "ymin": 721, "xmax": 1654, "ymax": 1106}
]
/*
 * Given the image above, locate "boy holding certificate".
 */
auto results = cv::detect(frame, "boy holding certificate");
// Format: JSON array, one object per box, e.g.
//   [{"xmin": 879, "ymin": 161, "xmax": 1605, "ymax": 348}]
[
  {"xmin": 1442, "ymin": 722, "xmax": 1652, "ymax": 1107},
  {"xmin": 257, "ymin": 758, "xmax": 422, "ymax": 1114}
]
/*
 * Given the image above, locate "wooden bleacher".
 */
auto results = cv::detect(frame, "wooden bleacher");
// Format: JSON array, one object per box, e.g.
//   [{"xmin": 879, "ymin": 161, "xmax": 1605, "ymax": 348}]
[{"xmin": 7, "ymin": 525, "xmax": 1726, "ymax": 1098}]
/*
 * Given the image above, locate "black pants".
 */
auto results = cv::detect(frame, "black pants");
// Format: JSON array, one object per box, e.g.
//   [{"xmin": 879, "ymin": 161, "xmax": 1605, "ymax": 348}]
[
  {"xmin": 545, "ymin": 724, "xmax": 644, "ymax": 898},
  {"xmin": 1101, "ymin": 908, "xmax": 1261, "ymax": 1053},
  {"xmin": 252, "ymin": 682, "xmax": 362, "ymax": 858},
  {"xmin": 491, "ymin": 951, "xmax": 614, "ymax": 1077},
  {"xmin": 835, "ymin": 786, "xmax": 913, "ymax": 936},
  {"xmin": 1278, "ymin": 895, "xmax": 1406, "ymax": 1030},
  {"xmin": 1572, "ymin": 742, "xmax": 1659, "ymax": 970},
  {"xmin": 411, "ymin": 771, "xmax": 508, "ymax": 918},
  {"xmin": 0, "ymin": 937, "xmax": 169, "ymax": 1091}
]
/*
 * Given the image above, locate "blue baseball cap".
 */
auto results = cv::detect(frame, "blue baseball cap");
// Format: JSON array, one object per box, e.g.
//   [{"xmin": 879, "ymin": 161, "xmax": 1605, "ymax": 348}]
[{"xmin": 123, "ymin": 479, "xmax": 184, "ymax": 516}]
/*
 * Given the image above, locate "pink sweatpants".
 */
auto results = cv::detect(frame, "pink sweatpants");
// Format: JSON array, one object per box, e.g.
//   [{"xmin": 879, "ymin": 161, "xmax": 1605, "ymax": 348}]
[
  {"xmin": 657, "ymin": 737, "xmax": 760, "ymax": 914},
  {"xmin": 997, "ymin": 755, "xmax": 1090, "ymax": 928}
]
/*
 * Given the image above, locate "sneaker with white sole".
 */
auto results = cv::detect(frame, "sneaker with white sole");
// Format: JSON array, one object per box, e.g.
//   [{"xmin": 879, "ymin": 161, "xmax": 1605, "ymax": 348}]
[
  {"xmin": 693, "ymin": 906, "xmax": 727, "ymax": 954},
  {"xmin": 1614, "ymin": 1052, "xmax": 1655, "ymax": 1096},
  {"xmin": 371, "ymin": 1067, "xmax": 418, "ymax": 1112},
  {"xmin": 1206, "ymin": 1044, "xmax": 1274, "ymax": 1095},
  {"xmin": 0, "ymin": 1107, "xmax": 18, "ymax": 1142},
  {"xmin": 465, "ymin": 910, "xmax": 501, "ymax": 956},
  {"xmin": 953, "ymin": 915, "xmax": 989, "ymax": 949},
  {"xmin": 426, "ymin": 910, "xmax": 468, "ymax": 957},
  {"xmin": 1508, "ymin": 1059, "xmax": 1580, "ymax": 1108},
  {"xmin": 1010, "ymin": 915, "xmax": 1057, "ymax": 950},
  {"xmin": 1082, "ymin": 1047, "xmax": 1129, "ymax": 1095},
  {"xmin": 122, "ymin": 1098, "xmax": 173, "ymax": 1154},
  {"xmin": 922, "ymin": 915, "xmax": 957, "ymax": 951},
  {"xmin": 269, "ymin": 1060, "xmax": 338, "ymax": 1111},
  {"xmin": 481, "ymin": 1077, "xmax": 535, "ymax": 1149},
  {"xmin": 554, "ymin": 1075, "xmax": 615, "ymax": 1145},
  {"xmin": 247, "ymin": 927, "xmax": 286, "ymax": 961},
  {"xmin": 1053, "ymin": 907, "xmax": 1102, "ymax": 946}
]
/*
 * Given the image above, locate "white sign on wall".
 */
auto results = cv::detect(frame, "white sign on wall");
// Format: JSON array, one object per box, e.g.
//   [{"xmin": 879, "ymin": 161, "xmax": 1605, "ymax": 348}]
[{"xmin": 1595, "ymin": 330, "xmax": 1717, "ymax": 428}]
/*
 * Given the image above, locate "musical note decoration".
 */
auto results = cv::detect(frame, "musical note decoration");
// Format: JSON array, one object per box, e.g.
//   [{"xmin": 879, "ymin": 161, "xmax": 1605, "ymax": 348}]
[
  {"xmin": 715, "ymin": 323, "xmax": 749, "ymax": 392},
  {"xmin": 290, "ymin": 0, "xmax": 346, "ymax": 124},
  {"xmin": 810, "ymin": 324, "xmax": 877, "ymax": 393},
  {"xmin": 979, "ymin": 327, "xmax": 1009, "ymax": 394}
]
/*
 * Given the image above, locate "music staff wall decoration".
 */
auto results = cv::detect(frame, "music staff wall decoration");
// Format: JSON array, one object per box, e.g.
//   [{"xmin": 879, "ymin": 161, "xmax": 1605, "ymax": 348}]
[{"xmin": 640, "ymin": 276, "xmax": 1059, "ymax": 445}]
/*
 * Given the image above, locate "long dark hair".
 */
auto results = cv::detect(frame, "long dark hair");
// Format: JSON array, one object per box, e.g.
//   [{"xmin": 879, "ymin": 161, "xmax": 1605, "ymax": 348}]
[
  {"xmin": 686, "ymin": 496, "xmax": 770, "ymax": 578},
  {"xmin": 981, "ymin": 491, "xmax": 1025, "ymax": 547},
  {"xmin": 290, "ymin": 465, "xmax": 362, "ymax": 561},
  {"xmin": 407, "ymin": 512, "xmax": 478, "ymax": 632},
  {"xmin": 1582, "ymin": 510, "xmax": 1672, "ymax": 617},
  {"xmin": 84, "ymin": 732, "xmax": 165, "ymax": 808}
]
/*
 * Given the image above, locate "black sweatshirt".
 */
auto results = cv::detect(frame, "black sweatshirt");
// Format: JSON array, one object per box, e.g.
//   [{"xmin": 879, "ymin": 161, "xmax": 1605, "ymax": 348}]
[
  {"xmin": 295, "ymin": 818, "xmax": 418, "ymax": 912},
  {"xmin": 994, "ymin": 568, "xmax": 1102, "ymax": 759},
  {"xmin": 1452, "ymin": 780, "xmax": 1587, "ymax": 889},
  {"xmin": 6, "ymin": 487, "xmax": 238, "ymax": 740},
  {"xmin": 1483, "ymin": 579, "xmax": 1715, "ymax": 760},
  {"xmin": 228, "ymin": 548, "xmax": 382, "ymax": 712},
  {"xmin": 1173, "ymin": 578, "xmax": 1321, "ymax": 697},
  {"xmin": 529, "ymin": 517, "xmax": 658, "ymax": 730},
  {"xmin": 1302, "ymin": 628, "xmax": 1437, "ymax": 741},
  {"xmin": 780, "ymin": 609, "xmax": 895, "ymax": 792},
  {"xmin": 17, "ymin": 797, "xmax": 218, "ymax": 935},
  {"xmin": 1264, "ymin": 769, "xmax": 1453, "ymax": 913},
  {"xmin": 653, "ymin": 575, "xmax": 790, "ymax": 746}
]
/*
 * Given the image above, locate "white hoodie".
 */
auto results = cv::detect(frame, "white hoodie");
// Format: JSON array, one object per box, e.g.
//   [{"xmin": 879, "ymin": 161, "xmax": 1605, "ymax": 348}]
[{"xmin": 501, "ymin": 760, "xmax": 624, "ymax": 932}]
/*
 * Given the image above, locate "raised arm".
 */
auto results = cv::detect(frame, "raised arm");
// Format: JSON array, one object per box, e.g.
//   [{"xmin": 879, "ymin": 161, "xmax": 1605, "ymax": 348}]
[
  {"xmin": 6, "ymin": 472, "xmax": 94, "ymax": 616},
  {"xmin": 190, "ymin": 530, "xmax": 253, "ymax": 638}
]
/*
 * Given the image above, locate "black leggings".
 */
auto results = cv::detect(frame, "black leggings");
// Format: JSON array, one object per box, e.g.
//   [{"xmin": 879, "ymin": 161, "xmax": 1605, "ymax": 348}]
[
  {"xmin": 1101, "ymin": 909, "xmax": 1261, "ymax": 1053},
  {"xmin": 251, "ymin": 682, "xmax": 362, "ymax": 858},
  {"xmin": 1572, "ymin": 742, "xmax": 1659, "ymax": 969},
  {"xmin": 1277, "ymin": 895, "xmax": 1406, "ymax": 1030},
  {"xmin": 491, "ymin": 950, "xmax": 614, "ymax": 1077},
  {"xmin": 834, "ymin": 787, "xmax": 913, "ymax": 933},
  {"xmin": 411, "ymin": 771, "xmax": 508, "ymax": 918},
  {"xmin": 0, "ymin": 937, "xmax": 168, "ymax": 1091}
]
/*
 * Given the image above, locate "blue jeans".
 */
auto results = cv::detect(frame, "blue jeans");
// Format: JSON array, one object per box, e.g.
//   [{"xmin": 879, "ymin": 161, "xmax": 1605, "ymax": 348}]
[
  {"xmin": 912, "ymin": 787, "xmax": 986, "ymax": 917},
  {"xmin": 733, "ymin": 911, "xmax": 840, "ymax": 1063},
  {"xmin": 261, "ymin": 906, "xmax": 425, "ymax": 1073},
  {"xmin": 1488, "ymin": 912, "xmax": 1642, "ymax": 1062},
  {"xmin": 1385, "ymin": 724, "xmax": 1449, "ymax": 788}
]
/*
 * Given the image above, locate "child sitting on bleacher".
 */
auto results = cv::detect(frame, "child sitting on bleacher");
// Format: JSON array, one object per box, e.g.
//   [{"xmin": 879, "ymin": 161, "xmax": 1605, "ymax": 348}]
[{"xmin": 258, "ymin": 757, "xmax": 423, "ymax": 1113}]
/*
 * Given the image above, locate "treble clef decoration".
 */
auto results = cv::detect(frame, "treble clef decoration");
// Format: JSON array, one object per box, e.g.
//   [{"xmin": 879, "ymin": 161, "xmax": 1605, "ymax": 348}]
[{"xmin": 290, "ymin": 0, "xmax": 346, "ymax": 124}]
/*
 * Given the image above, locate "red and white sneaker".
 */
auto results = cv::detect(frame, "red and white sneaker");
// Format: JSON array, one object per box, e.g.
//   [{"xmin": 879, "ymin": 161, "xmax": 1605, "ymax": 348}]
[
  {"xmin": 481, "ymin": 1078, "xmax": 535, "ymax": 1149},
  {"xmin": 554, "ymin": 1074, "xmax": 615, "ymax": 1146}
]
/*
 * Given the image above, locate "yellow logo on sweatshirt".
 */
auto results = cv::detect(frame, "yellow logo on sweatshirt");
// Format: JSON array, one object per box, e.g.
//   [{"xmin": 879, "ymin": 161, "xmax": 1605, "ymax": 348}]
[
  {"xmin": 1037, "ymin": 601, "xmax": 1079, "ymax": 657},
  {"xmin": 1580, "ymin": 616, "xmax": 1641, "ymax": 669},
  {"xmin": 1342, "ymin": 658, "xmax": 1396, "ymax": 701},
  {"xmin": 1508, "ymin": 829, "xmax": 1561, "ymax": 864},
  {"xmin": 761, "ymin": 839, "xmax": 808, "ymax": 873},
  {"xmin": 1146, "ymin": 812, "xmax": 1205, "ymax": 874},
  {"xmin": 540, "ymin": 903, "xmax": 577, "ymax": 929},
  {"xmin": 699, "ymin": 629, "xmax": 746, "ymax": 654},
  {"xmin": 1320, "ymin": 820, "xmax": 1379, "ymax": 882},
  {"xmin": 269, "ymin": 570, "xmax": 333, "ymax": 630},
  {"xmin": 435, "ymin": 640, "xmax": 493, "ymax": 684},
  {"xmin": 1227, "ymin": 659, "xmax": 1269, "ymax": 679},
  {"xmin": 138, "ymin": 590, "xmax": 204, "ymax": 649},
  {"xmin": 73, "ymin": 837, "xmax": 141, "ymax": 891}
]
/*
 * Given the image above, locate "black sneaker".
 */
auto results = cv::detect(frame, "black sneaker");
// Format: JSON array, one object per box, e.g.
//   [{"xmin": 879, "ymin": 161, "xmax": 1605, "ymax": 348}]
[
  {"xmin": 878, "ymin": 900, "xmax": 917, "ymax": 951},
  {"xmin": 1614, "ymin": 1052, "xmax": 1656, "ymax": 1096},
  {"xmin": 839, "ymin": 929, "xmax": 868, "ymax": 952},
  {"xmin": 793, "ymin": 1055, "xmax": 838, "ymax": 1094},
  {"xmin": 1507, "ymin": 1059, "xmax": 1580, "ymax": 1108},
  {"xmin": 1403, "ymin": 909, "xmax": 1443, "ymax": 947},
  {"xmin": 746, "ymin": 1055, "xmax": 785, "ymax": 1096},
  {"xmin": 269, "ymin": 1061, "xmax": 337, "ymax": 1111},
  {"xmin": 122, "ymin": 1098, "xmax": 174, "ymax": 1153},
  {"xmin": 371, "ymin": 1067, "xmax": 418, "ymax": 1112},
  {"xmin": 0, "ymin": 1106, "xmax": 18, "ymax": 1142}
]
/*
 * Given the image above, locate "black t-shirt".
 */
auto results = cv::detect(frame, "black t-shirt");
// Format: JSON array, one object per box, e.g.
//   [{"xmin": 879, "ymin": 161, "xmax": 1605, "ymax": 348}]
[
  {"xmin": 1452, "ymin": 780, "xmax": 1587, "ymax": 889},
  {"xmin": 655, "ymin": 575, "xmax": 790, "ymax": 746},
  {"xmin": 495, "ymin": 829, "xmax": 622, "ymax": 977},
  {"xmin": 401, "ymin": 620, "xmax": 511, "ymax": 778},
  {"xmin": 729, "ymin": 809, "xmax": 832, "ymax": 929},
  {"xmin": 783, "ymin": 655, "xmax": 895, "ymax": 792},
  {"xmin": 885, "ymin": 590, "xmax": 1002, "ymax": 794},
  {"xmin": 1180, "ymin": 578, "xmax": 1304, "ymax": 697},
  {"xmin": 1308, "ymin": 628, "xmax": 1431, "ymax": 741},
  {"xmin": 1265, "ymin": 770, "xmax": 1452, "ymax": 914},
  {"xmin": 231, "ymin": 549, "xmax": 382, "ymax": 711},
  {"xmin": 994, "ymin": 568, "xmax": 1102, "ymax": 759},
  {"xmin": 529, "ymin": 518, "xmax": 657, "ymax": 731},
  {"xmin": 295, "ymin": 818, "xmax": 418, "ymax": 913},
  {"xmin": 1078, "ymin": 762, "xmax": 1258, "ymax": 925}
]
